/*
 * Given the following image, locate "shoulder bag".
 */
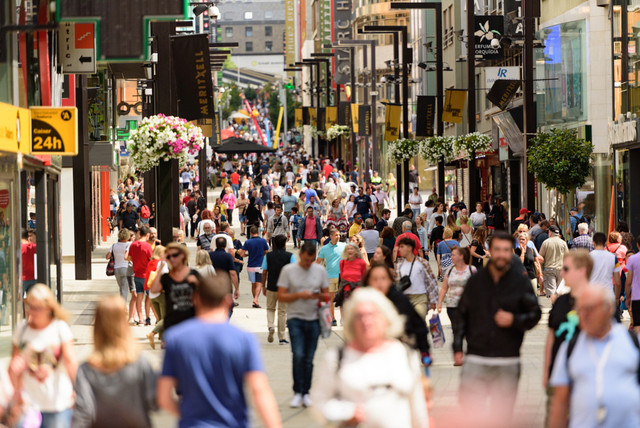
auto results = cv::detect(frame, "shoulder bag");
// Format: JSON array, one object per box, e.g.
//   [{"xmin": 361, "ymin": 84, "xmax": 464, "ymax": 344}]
[
  {"xmin": 398, "ymin": 258, "xmax": 417, "ymax": 291},
  {"xmin": 106, "ymin": 245, "xmax": 115, "ymax": 276}
]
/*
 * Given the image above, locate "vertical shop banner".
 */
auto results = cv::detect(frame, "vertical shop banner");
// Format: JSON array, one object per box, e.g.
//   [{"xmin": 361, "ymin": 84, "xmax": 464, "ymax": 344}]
[
  {"xmin": 333, "ymin": 0, "xmax": 353, "ymax": 85},
  {"xmin": 487, "ymin": 79, "xmax": 521, "ymax": 111},
  {"xmin": 285, "ymin": 0, "xmax": 296, "ymax": 76},
  {"xmin": 302, "ymin": 107, "xmax": 310, "ymax": 125},
  {"xmin": 358, "ymin": 105, "xmax": 370, "ymax": 137},
  {"xmin": 295, "ymin": 108, "xmax": 303, "ymax": 127},
  {"xmin": 384, "ymin": 103, "xmax": 402, "ymax": 141},
  {"xmin": 326, "ymin": 106, "xmax": 337, "ymax": 128},
  {"xmin": 351, "ymin": 103, "xmax": 360, "ymax": 134},
  {"xmin": 442, "ymin": 89, "xmax": 467, "ymax": 124},
  {"xmin": 171, "ymin": 34, "xmax": 214, "ymax": 121},
  {"xmin": 317, "ymin": 108, "xmax": 326, "ymax": 132},
  {"xmin": 309, "ymin": 108, "xmax": 317, "ymax": 127},
  {"xmin": 415, "ymin": 96, "xmax": 435, "ymax": 137},
  {"xmin": 474, "ymin": 15, "xmax": 504, "ymax": 60},
  {"xmin": 338, "ymin": 102, "xmax": 351, "ymax": 126},
  {"xmin": 211, "ymin": 113, "xmax": 221, "ymax": 146}
]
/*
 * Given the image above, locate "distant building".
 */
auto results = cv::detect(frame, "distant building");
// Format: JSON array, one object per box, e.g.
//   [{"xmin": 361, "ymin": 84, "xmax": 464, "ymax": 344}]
[{"xmin": 218, "ymin": 0, "xmax": 285, "ymax": 76}]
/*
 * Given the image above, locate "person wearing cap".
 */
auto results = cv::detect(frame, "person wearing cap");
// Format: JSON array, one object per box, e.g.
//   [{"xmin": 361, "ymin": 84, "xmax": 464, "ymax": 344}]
[
  {"xmin": 539, "ymin": 226, "xmax": 569, "ymax": 297},
  {"xmin": 511, "ymin": 208, "xmax": 530, "ymax": 233}
]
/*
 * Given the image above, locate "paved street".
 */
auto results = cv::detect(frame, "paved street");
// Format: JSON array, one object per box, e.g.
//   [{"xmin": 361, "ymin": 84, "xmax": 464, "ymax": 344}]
[{"xmin": 58, "ymin": 191, "xmax": 559, "ymax": 428}]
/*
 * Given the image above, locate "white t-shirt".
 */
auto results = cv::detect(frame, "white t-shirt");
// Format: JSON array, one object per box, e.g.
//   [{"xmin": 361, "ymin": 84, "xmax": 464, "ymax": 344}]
[
  {"xmin": 360, "ymin": 229, "xmax": 380, "ymax": 254},
  {"xmin": 13, "ymin": 320, "xmax": 74, "ymax": 412},
  {"xmin": 213, "ymin": 233, "xmax": 234, "ymax": 251},
  {"xmin": 397, "ymin": 259, "xmax": 428, "ymax": 295},
  {"xmin": 470, "ymin": 212, "xmax": 486, "ymax": 228},
  {"xmin": 590, "ymin": 249, "xmax": 620, "ymax": 296},
  {"xmin": 408, "ymin": 194, "xmax": 423, "ymax": 210},
  {"xmin": 111, "ymin": 241, "xmax": 131, "ymax": 269},
  {"xmin": 277, "ymin": 263, "xmax": 329, "ymax": 321}
]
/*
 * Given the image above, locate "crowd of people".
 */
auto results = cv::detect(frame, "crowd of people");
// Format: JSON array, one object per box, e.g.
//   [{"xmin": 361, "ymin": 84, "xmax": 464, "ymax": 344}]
[{"xmin": 13, "ymin": 146, "xmax": 640, "ymax": 428}]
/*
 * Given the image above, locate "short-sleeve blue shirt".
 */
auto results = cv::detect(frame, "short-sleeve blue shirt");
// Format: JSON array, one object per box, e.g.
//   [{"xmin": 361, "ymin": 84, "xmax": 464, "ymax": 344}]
[
  {"xmin": 162, "ymin": 319, "xmax": 264, "ymax": 428},
  {"xmin": 317, "ymin": 242, "xmax": 346, "ymax": 279},
  {"xmin": 242, "ymin": 237, "xmax": 270, "ymax": 268}
]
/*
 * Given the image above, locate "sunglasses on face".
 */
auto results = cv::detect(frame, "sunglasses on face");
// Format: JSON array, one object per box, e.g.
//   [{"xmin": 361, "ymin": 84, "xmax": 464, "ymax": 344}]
[{"xmin": 166, "ymin": 252, "xmax": 181, "ymax": 260}]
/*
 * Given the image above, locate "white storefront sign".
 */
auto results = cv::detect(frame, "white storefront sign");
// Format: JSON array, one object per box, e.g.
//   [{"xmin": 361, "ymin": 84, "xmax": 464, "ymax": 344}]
[
  {"xmin": 608, "ymin": 118, "xmax": 639, "ymax": 146},
  {"xmin": 485, "ymin": 66, "xmax": 520, "ymax": 87}
]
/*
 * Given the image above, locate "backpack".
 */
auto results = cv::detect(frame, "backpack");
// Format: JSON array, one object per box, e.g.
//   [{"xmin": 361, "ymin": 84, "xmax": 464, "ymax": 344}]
[
  {"xmin": 566, "ymin": 329, "xmax": 640, "ymax": 384},
  {"xmin": 572, "ymin": 214, "xmax": 588, "ymax": 238},
  {"xmin": 309, "ymin": 169, "xmax": 319, "ymax": 182},
  {"xmin": 140, "ymin": 205, "xmax": 150, "ymax": 219}
]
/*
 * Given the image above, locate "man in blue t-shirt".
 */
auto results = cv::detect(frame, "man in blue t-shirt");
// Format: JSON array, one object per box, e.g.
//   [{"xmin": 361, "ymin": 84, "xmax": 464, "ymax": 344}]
[
  {"xmin": 241, "ymin": 226, "xmax": 270, "ymax": 308},
  {"xmin": 316, "ymin": 228, "xmax": 346, "ymax": 324},
  {"xmin": 158, "ymin": 275, "xmax": 281, "ymax": 428},
  {"xmin": 354, "ymin": 186, "xmax": 374, "ymax": 219}
]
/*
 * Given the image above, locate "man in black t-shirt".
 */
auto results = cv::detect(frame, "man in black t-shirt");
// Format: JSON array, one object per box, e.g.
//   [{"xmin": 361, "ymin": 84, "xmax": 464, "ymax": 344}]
[
  {"xmin": 119, "ymin": 203, "xmax": 140, "ymax": 232},
  {"xmin": 186, "ymin": 194, "xmax": 198, "ymax": 238},
  {"xmin": 543, "ymin": 250, "xmax": 592, "ymax": 417}
]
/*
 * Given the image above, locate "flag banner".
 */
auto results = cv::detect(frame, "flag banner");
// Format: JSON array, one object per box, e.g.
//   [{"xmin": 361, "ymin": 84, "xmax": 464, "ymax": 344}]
[
  {"xmin": 442, "ymin": 89, "xmax": 467, "ymax": 124},
  {"xmin": 302, "ymin": 106, "xmax": 310, "ymax": 125},
  {"xmin": 309, "ymin": 108, "xmax": 317, "ymax": 127},
  {"xmin": 171, "ymin": 34, "xmax": 214, "ymax": 121},
  {"xmin": 326, "ymin": 106, "xmax": 337, "ymax": 128},
  {"xmin": 338, "ymin": 102, "xmax": 351, "ymax": 126},
  {"xmin": 415, "ymin": 96, "xmax": 435, "ymax": 137},
  {"xmin": 358, "ymin": 105, "xmax": 371, "ymax": 137},
  {"xmin": 351, "ymin": 103, "xmax": 360, "ymax": 134},
  {"xmin": 487, "ymin": 79, "xmax": 521, "ymax": 111},
  {"xmin": 384, "ymin": 103, "xmax": 402, "ymax": 141},
  {"xmin": 212, "ymin": 113, "xmax": 221, "ymax": 146},
  {"xmin": 295, "ymin": 108, "xmax": 303, "ymax": 127},
  {"xmin": 196, "ymin": 118, "xmax": 212, "ymax": 138},
  {"xmin": 317, "ymin": 108, "xmax": 326, "ymax": 131}
]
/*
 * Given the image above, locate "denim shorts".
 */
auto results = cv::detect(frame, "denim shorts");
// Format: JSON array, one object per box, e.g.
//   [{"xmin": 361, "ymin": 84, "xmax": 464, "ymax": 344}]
[
  {"xmin": 134, "ymin": 277, "xmax": 146, "ymax": 294},
  {"xmin": 239, "ymin": 214, "xmax": 247, "ymax": 222},
  {"xmin": 248, "ymin": 269, "xmax": 263, "ymax": 283}
]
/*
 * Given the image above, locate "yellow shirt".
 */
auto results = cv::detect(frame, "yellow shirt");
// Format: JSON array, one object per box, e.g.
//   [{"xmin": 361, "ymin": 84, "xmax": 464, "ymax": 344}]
[{"xmin": 349, "ymin": 223, "xmax": 362, "ymax": 238}]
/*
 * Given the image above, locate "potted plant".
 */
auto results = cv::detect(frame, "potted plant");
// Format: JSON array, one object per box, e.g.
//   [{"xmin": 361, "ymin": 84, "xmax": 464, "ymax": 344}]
[
  {"xmin": 387, "ymin": 138, "xmax": 422, "ymax": 163},
  {"xmin": 326, "ymin": 124, "xmax": 351, "ymax": 141},
  {"xmin": 455, "ymin": 132, "xmax": 492, "ymax": 160}
]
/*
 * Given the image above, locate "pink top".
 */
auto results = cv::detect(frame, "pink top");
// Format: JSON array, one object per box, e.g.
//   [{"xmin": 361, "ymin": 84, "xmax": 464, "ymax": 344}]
[
  {"xmin": 304, "ymin": 216, "xmax": 317, "ymax": 239},
  {"xmin": 222, "ymin": 193, "xmax": 237, "ymax": 210}
]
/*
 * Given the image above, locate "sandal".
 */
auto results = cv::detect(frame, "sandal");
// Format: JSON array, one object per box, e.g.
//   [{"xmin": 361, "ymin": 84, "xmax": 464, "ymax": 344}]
[{"xmin": 252, "ymin": 303, "xmax": 261, "ymax": 308}]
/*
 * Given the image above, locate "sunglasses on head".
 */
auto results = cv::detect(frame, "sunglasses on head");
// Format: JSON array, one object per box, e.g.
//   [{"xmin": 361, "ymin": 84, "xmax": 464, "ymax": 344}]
[{"xmin": 166, "ymin": 252, "xmax": 181, "ymax": 260}]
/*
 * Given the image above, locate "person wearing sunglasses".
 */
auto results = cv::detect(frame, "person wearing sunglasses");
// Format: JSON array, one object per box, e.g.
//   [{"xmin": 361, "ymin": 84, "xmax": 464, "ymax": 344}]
[{"xmin": 149, "ymin": 243, "xmax": 201, "ymax": 335}]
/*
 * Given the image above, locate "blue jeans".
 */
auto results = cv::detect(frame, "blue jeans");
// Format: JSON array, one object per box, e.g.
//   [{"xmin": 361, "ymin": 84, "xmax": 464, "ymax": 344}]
[
  {"xmin": 30, "ymin": 409, "xmax": 72, "ymax": 428},
  {"xmin": 232, "ymin": 183, "xmax": 240, "ymax": 197},
  {"xmin": 412, "ymin": 208, "xmax": 421, "ymax": 219},
  {"xmin": 303, "ymin": 239, "xmax": 318, "ymax": 249},
  {"xmin": 287, "ymin": 318, "xmax": 321, "ymax": 394}
]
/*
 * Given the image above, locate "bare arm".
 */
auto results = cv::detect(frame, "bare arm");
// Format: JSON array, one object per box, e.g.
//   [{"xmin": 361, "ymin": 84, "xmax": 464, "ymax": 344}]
[
  {"xmin": 149, "ymin": 262, "xmax": 165, "ymax": 294},
  {"xmin": 437, "ymin": 277, "xmax": 449, "ymax": 311},
  {"xmin": 61, "ymin": 340, "xmax": 78, "ymax": 384},
  {"xmin": 246, "ymin": 372, "xmax": 282, "ymax": 428},
  {"xmin": 157, "ymin": 377, "xmax": 180, "ymax": 416},
  {"xmin": 614, "ymin": 270, "xmax": 622, "ymax": 301},
  {"xmin": 548, "ymin": 386, "xmax": 570, "ymax": 428}
]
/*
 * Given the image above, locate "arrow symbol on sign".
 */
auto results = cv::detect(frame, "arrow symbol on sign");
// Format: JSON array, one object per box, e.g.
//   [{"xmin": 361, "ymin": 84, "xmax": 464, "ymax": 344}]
[{"xmin": 79, "ymin": 56, "xmax": 92, "ymax": 63}]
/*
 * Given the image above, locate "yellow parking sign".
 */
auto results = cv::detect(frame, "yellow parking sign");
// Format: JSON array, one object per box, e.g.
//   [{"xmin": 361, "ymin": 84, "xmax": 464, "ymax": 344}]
[{"xmin": 29, "ymin": 107, "xmax": 78, "ymax": 155}]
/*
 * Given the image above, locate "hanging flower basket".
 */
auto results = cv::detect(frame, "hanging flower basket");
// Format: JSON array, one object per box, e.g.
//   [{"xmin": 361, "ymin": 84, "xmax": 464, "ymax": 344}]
[
  {"xmin": 455, "ymin": 132, "xmax": 492, "ymax": 160},
  {"xmin": 419, "ymin": 136, "xmax": 456, "ymax": 165},
  {"xmin": 127, "ymin": 114, "xmax": 205, "ymax": 172},
  {"xmin": 387, "ymin": 138, "xmax": 422, "ymax": 163},
  {"xmin": 326, "ymin": 124, "xmax": 351, "ymax": 141}
]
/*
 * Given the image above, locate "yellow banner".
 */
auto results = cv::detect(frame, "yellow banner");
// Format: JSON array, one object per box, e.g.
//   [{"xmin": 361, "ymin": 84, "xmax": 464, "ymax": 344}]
[
  {"xmin": 274, "ymin": 106, "xmax": 284, "ymax": 148},
  {"xmin": 309, "ymin": 108, "xmax": 317, "ymax": 127},
  {"xmin": 351, "ymin": 103, "xmax": 359, "ymax": 134},
  {"xmin": 30, "ymin": 107, "xmax": 78, "ymax": 155},
  {"xmin": 326, "ymin": 106, "xmax": 337, "ymax": 128},
  {"xmin": 442, "ymin": 89, "xmax": 466, "ymax": 124},
  {"xmin": 194, "ymin": 118, "xmax": 212, "ymax": 137},
  {"xmin": 384, "ymin": 104, "xmax": 401, "ymax": 141},
  {"xmin": 0, "ymin": 102, "xmax": 30, "ymax": 154},
  {"xmin": 295, "ymin": 108, "xmax": 303, "ymax": 127}
]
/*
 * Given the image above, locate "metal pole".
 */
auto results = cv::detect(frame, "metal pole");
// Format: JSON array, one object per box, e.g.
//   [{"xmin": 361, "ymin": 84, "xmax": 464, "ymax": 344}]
[
  {"xmin": 466, "ymin": 0, "xmax": 480, "ymax": 207},
  {"xmin": 522, "ymin": 0, "xmax": 536, "ymax": 210},
  {"xmin": 401, "ymin": 28, "xmax": 410, "ymax": 210},
  {"xmin": 362, "ymin": 45, "xmax": 370, "ymax": 186},
  {"xmin": 370, "ymin": 41, "xmax": 377, "ymax": 184},
  {"xmin": 393, "ymin": 34, "xmax": 402, "ymax": 216},
  {"xmin": 350, "ymin": 48, "xmax": 357, "ymax": 170}
]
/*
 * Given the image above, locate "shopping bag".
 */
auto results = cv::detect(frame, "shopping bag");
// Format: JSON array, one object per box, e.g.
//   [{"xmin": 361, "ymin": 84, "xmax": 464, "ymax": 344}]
[
  {"xmin": 429, "ymin": 313, "xmax": 445, "ymax": 348},
  {"xmin": 318, "ymin": 298, "xmax": 333, "ymax": 339},
  {"xmin": 106, "ymin": 254, "xmax": 115, "ymax": 276}
]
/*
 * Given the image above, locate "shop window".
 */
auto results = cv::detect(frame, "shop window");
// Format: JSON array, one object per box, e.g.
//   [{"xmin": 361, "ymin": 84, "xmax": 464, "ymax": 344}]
[
  {"xmin": 245, "ymin": 27, "xmax": 253, "ymax": 37},
  {"xmin": 246, "ymin": 42, "xmax": 253, "ymax": 52},
  {"xmin": 226, "ymin": 27, "xmax": 233, "ymax": 38}
]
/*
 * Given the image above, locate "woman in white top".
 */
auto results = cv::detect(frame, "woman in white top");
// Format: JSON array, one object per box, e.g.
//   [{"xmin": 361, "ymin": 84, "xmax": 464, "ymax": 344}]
[
  {"xmin": 345, "ymin": 194, "xmax": 357, "ymax": 222},
  {"xmin": 107, "ymin": 228, "xmax": 134, "ymax": 303},
  {"xmin": 9, "ymin": 285, "xmax": 77, "ymax": 427},
  {"xmin": 408, "ymin": 187, "xmax": 423, "ymax": 219},
  {"xmin": 427, "ymin": 202, "xmax": 447, "ymax": 237},
  {"xmin": 312, "ymin": 288, "xmax": 429, "ymax": 428},
  {"xmin": 458, "ymin": 215, "xmax": 474, "ymax": 248},
  {"xmin": 194, "ymin": 250, "xmax": 216, "ymax": 278},
  {"xmin": 469, "ymin": 202, "xmax": 486, "ymax": 229}
]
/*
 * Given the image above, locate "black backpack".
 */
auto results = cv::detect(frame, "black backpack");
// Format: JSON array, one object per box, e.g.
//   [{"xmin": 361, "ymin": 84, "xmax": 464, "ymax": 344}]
[
  {"xmin": 572, "ymin": 215, "xmax": 588, "ymax": 238},
  {"xmin": 566, "ymin": 329, "xmax": 640, "ymax": 384}
]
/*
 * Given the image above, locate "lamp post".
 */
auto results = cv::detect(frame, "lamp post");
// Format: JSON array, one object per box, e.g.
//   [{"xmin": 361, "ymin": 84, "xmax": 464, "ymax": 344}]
[
  {"xmin": 522, "ymin": 0, "xmax": 536, "ymax": 210},
  {"xmin": 361, "ymin": 25, "xmax": 409, "ymax": 216},
  {"xmin": 389, "ymin": 2, "xmax": 445, "ymax": 202},
  {"xmin": 295, "ymin": 60, "xmax": 320, "ymax": 157}
]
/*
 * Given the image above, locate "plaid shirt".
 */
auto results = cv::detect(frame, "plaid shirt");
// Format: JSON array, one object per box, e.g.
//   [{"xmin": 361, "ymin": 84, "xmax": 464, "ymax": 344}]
[
  {"xmin": 571, "ymin": 234, "xmax": 593, "ymax": 252},
  {"xmin": 394, "ymin": 256, "xmax": 439, "ymax": 305}
]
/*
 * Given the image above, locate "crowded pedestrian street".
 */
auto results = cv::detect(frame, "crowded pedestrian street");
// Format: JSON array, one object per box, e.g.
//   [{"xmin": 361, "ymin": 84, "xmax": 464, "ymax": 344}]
[{"xmin": 3, "ymin": 1, "xmax": 640, "ymax": 427}]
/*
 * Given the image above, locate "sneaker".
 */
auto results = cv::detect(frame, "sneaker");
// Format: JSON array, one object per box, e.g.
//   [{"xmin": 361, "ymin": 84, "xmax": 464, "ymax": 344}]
[
  {"xmin": 331, "ymin": 319, "xmax": 337, "ymax": 327},
  {"xmin": 145, "ymin": 317, "xmax": 151, "ymax": 326},
  {"xmin": 289, "ymin": 393, "xmax": 303, "ymax": 408},
  {"xmin": 302, "ymin": 394, "xmax": 312, "ymax": 407},
  {"xmin": 268, "ymin": 327, "xmax": 275, "ymax": 343},
  {"xmin": 279, "ymin": 339, "xmax": 289, "ymax": 345}
]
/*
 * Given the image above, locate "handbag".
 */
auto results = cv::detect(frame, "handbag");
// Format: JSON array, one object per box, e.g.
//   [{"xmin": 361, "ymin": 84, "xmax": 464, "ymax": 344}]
[
  {"xmin": 106, "ymin": 245, "xmax": 115, "ymax": 276},
  {"xmin": 318, "ymin": 295, "xmax": 333, "ymax": 339},
  {"xmin": 398, "ymin": 258, "xmax": 417, "ymax": 291}
]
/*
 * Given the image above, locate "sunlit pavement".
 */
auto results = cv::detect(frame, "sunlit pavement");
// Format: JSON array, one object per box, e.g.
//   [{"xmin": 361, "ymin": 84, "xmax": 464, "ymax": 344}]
[{"xmin": 60, "ymin": 188, "xmax": 577, "ymax": 427}]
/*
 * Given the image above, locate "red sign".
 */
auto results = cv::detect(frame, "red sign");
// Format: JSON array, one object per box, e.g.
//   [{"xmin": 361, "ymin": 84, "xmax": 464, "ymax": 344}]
[
  {"xmin": 0, "ymin": 189, "xmax": 10, "ymax": 209},
  {"xmin": 74, "ymin": 23, "xmax": 95, "ymax": 49}
]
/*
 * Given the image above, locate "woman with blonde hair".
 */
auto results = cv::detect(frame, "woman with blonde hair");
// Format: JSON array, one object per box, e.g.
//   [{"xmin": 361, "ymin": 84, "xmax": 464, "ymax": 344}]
[
  {"xmin": 312, "ymin": 288, "xmax": 429, "ymax": 428},
  {"xmin": 458, "ymin": 215, "xmax": 473, "ymax": 248},
  {"xmin": 144, "ymin": 245, "xmax": 168, "ymax": 349},
  {"xmin": 387, "ymin": 173, "xmax": 397, "ymax": 208},
  {"xmin": 436, "ymin": 227, "xmax": 460, "ymax": 280},
  {"xmin": 335, "ymin": 244, "xmax": 368, "ymax": 308},
  {"xmin": 349, "ymin": 234, "xmax": 370, "ymax": 264},
  {"xmin": 194, "ymin": 249, "xmax": 216, "ymax": 278},
  {"xmin": 9, "ymin": 284, "xmax": 77, "ymax": 427},
  {"xmin": 73, "ymin": 296, "xmax": 156, "ymax": 428}
]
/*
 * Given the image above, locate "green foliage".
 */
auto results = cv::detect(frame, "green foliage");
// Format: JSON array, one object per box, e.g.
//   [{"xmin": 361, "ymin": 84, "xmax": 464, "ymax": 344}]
[
  {"xmin": 221, "ymin": 84, "xmax": 242, "ymax": 120},
  {"xmin": 268, "ymin": 90, "xmax": 280, "ymax": 125},
  {"xmin": 244, "ymin": 85, "xmax": 258, "ymax": 102},
  {"xmin": 222, "ymin": 57, "xmax": 237, "ymax": 70},
  {"xmin": 527, "ymin": 128, "xmax": 594, "ymax": 195}
]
